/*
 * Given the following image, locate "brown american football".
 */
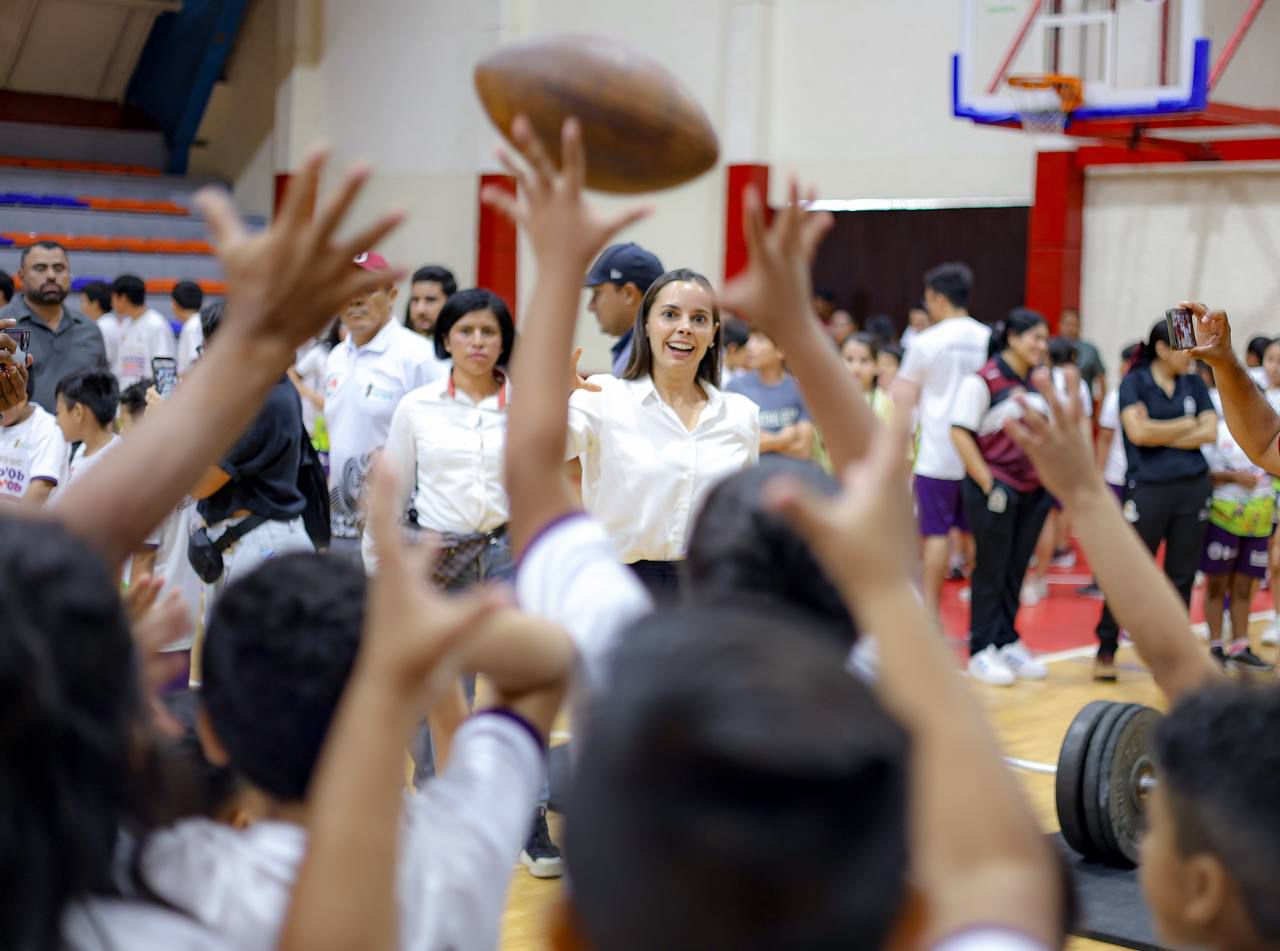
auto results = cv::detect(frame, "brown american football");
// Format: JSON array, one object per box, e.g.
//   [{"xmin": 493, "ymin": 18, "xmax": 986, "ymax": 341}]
[{"xmin": 475, "ymin": 34, "xmax": 720, "ymax": 194}]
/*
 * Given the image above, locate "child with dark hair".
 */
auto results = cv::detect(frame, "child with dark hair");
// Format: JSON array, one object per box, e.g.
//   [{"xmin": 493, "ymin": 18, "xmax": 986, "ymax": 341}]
[
  {"xmin": 1005, "ymin": 366, "xmax": 1280, "ymax": 951},
  {"xmin": 173, "ymin": 280, "xmax": 205, "ymax": 374},
  {"xmin": 139, "ymin": 490, "xmax": 574, "ymax": 950},
  {"xmin": 0, "ymin": 365, "xmax": 68, "ymax": 505},
  {"xmin": 719, "ymin": 316, "xmax": 750, "ymax": 386},
  {"xmin": 727, "ymin": 328, "xmax": 814, "ymax": 459},
  {"xmin": 111, "ymin": 273, "xmax": 176, "ymax": 388},
  {"xmin": 79, "ymin": 279, "xmax": 121, "ymax": 370},
  {"xmin": 842, "ymin": 330, "xmax": 891, "ymax": 420},
  {"xmin": 55, "ymin": 367, "xmax": 120, "ymax": 483}
]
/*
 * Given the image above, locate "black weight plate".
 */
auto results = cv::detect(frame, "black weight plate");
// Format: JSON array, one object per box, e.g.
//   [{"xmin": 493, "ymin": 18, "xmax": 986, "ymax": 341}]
[
  {"xmin": 1081, "ymin": 702, "xmax": 1131, "ymax": 864},
  {"xmin": 1092, "ymin": 704, "xmax": 1141, "ymax": 863},
  {"xmin": 1055, "ymin": 700, "xmax": 1115, "ymax": 859},
  {"xmin": 1097, "ymin": 704, "xmax": 1162, "ymax": 867}
]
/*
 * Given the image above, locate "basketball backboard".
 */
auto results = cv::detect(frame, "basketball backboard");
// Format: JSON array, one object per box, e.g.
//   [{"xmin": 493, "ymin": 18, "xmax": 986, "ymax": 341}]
[{"xmin": 954, "ymin": 0, "xmax": 1209, "ymax": 126}]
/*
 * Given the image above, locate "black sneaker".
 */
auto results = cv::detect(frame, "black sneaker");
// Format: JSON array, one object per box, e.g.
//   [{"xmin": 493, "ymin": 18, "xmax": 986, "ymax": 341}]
[
  {"xmin": 1229, "ymin": 647, "xmax": 1275, "ymax": 672},
  {"xmin": 520, "ymin": 805, "xmax": 563, "ymax": 879},
  {"xmin": 1076, "ymin": 582, "xmax": 1104, "ymax": 599},
  {"xmin": 1210, "ymin": 646, "xmax": 1228, "ymax": 668}
]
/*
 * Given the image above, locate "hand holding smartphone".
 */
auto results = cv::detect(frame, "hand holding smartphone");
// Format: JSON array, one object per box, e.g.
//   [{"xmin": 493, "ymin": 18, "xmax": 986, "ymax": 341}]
[
  {"xmin": 1166, "ymin": 307, "xmax": 1196, "ymax": 351},
  {"xmin": 3, "ymin": 328, "xmax": 31, "ymax": 366},
  {"xmin": 152, "ymin": 356, "xmax": 178, "ymax": 397}
]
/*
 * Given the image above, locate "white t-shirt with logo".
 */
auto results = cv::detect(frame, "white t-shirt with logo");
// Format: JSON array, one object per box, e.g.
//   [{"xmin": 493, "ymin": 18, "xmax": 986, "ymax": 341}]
[
  {"xmin": 0, "ymin": 405, "xmax": 68, "ymax": 500},
  {"xmin": 154, "ymin": 497, "xmax": 202, "ymax": 651},
  {"xmin": 897, "ymin": 315, "xmax": 992, "ymax": 480},
  {"xmin": 115, "ymin": 308, "xmax": 177, "ymax": 388},
  {"xmin": 66, "ymin": 432, "xmax": 119, "ymax": 487},
  {"xmin": 323, "ymin": 320, "xmax": 443, "ymax": 538}
]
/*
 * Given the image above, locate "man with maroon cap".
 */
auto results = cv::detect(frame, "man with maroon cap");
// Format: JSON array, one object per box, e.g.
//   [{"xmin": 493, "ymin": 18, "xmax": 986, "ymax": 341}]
[{"xmin": 324, "ymin": 252, "xmax": 443, "ymax": 562}]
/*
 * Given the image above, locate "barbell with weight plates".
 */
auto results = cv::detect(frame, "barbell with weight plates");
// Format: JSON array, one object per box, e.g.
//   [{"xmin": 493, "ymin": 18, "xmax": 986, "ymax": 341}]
[{"xmin": 1002, "ymin": 700, "xmax": 1161, "ymax": 868}]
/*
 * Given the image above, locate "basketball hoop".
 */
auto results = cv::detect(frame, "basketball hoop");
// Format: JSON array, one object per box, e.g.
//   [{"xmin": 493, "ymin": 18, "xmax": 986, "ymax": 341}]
[{"xmin": 1007, "ymin": 74, "xmax": 1084, "ymax": 135}]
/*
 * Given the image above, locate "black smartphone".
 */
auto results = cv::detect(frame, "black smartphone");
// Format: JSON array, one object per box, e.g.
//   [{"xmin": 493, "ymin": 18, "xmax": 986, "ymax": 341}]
[
  {"xmin": 3, "ymin": 327, "xmax": 31, "ymax": 364},
  {"xmin": 1166, "ymin": 307, "xmax": 1196, "ymax": 351},
  {"xmin": 152, "ymin": 356, "xmax": 179, "ymax": 396}
]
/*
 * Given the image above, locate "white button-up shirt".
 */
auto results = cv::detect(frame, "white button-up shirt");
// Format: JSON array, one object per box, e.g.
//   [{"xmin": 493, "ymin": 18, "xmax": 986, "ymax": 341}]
[
  {"xmin": 567, "ymin": 374, "xmax": 760, "ymax": 563},
  {"xmin": 324, "ymin": 319, "xmax": 442, "ymax": 538},
  {"xmin": 382, "ymin": 374, "xmax": 510, "ymax": 536}
]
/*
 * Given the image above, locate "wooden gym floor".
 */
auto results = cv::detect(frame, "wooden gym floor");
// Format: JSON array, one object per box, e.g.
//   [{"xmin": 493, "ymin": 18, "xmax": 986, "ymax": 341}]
[{"xmin": 498, "ymin": 558, "xmax": 1278, "ymax": 950}]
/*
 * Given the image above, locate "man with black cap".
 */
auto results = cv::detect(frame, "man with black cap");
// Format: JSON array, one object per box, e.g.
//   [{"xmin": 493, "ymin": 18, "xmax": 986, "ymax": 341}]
[{"xmin": 585, "ymin": 242, "xmax": 664, "ymax": 376}]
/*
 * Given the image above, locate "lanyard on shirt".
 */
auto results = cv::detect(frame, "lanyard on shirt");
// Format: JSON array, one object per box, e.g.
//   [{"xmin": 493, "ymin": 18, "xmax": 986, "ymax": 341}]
[{"xmin": 447, "ymin": 369, "xmax": 507, "ymax": 410}]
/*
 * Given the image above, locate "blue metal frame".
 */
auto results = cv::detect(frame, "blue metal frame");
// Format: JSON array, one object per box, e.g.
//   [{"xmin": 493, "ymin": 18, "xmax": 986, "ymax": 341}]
[
  {"xmin": 126, "ymin": 0, "xmax": 251, "ymax": 175},
  {"xmin": 953, "ymin": 38, "xmax": 1212, "ymax": 127}
]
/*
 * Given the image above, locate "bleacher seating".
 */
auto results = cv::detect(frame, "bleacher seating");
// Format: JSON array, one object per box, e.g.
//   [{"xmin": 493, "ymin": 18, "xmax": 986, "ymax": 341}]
[{"xmin": 0, "ymin": 161, "xmax": 264, "ymax": 313}]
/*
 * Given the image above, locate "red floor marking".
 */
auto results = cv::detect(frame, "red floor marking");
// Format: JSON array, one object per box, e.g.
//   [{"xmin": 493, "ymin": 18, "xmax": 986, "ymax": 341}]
[{"xmin": 938, "ymin": 541, "xmax": 1277, "ymax": 655}]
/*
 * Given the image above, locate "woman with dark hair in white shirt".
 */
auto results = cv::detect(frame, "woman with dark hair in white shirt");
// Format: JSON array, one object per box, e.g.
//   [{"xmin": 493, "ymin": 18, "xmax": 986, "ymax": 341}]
[
  {"xmin": 371, "ymin": 287, "xmax": 516, "ymax": 588},
  {"xmin": 568, "ymin": 267, "xmax": 761, "ymax": 598}
]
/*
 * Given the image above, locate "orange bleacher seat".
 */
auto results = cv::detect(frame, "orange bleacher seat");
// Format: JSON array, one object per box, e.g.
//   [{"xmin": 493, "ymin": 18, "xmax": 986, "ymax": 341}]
[
  {"xmin": 0, "ymin": 157, "xmax": 163, "ymax": 176},
  {"xmin": 81, "ymin": 196, "xmax": 187, "ymax": 216}
]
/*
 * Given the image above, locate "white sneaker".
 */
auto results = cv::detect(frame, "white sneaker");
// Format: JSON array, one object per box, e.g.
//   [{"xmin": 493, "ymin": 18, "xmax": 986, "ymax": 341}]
[
  {"xmin": 1263, "ymin": 618, "xmax": 1280, "ymax": 647},
  {"xmin": 1020, "ymin": 578, "xmax": 1048, "ymax": 606},
  {"xmin": 1000, "ymin": 641, "xmax": 1049, "ymax": 681},
  {"xmin": 1050, "ymin": 548, "xmax": 1077, "ymax": 569},
  {"xmin": 968, "ymin": 644, "xmax": 1016, "ymax": 687}
]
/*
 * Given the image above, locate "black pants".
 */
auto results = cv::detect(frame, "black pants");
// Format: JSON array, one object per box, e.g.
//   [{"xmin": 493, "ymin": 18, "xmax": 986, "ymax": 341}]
[
  {"xmin": 963, "ymin": 477, "xmax": 1053, "ymax": 656},
  {"xmin": 629, "ymin": 559, "xmax": 682, "ymax": 602},
  {"xmin": 1096, "ymin": 473, "xmax": 1211, "ymax": 657}
]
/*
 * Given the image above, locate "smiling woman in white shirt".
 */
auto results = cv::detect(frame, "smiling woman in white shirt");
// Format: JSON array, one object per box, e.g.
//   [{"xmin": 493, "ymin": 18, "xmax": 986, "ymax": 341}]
[{"xmin": 568, "ymin": 268, "xmax": 760, "ymax": 598}]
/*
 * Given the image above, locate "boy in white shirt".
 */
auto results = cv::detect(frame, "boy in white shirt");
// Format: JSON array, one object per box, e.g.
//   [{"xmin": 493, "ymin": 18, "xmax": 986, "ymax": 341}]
[
  {"xmin": 0, "ymin": 373, "xmax": 68, "ymax": 505},
  {"xmin": 111, "ymin": 273, "xmax": 177, "ymax": 388},
  {"xmin": 139, "ymin": 546, "xmax": 572, "ymax": 951},
  {"xmin": 892, "ymin": 262, "xmax": 992, "ymax": 615},
  {"xmin": 324, "ymin": 251, "xmax": 441, "ymax": 562},
  {"xmin": 173, "ymin": 280, "xmax": 205, "ymax": 374},
  {"xmin": 79, "ymin": 280, "xmax": 121, "ymax": 370}
]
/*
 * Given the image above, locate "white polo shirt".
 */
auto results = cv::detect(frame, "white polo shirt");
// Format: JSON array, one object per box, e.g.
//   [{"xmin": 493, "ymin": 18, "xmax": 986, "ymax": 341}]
[
  {"xmin": 139, "ymin": 712, "xmax": 544, "ymax": 951},
  {"xmin": 379, "ymin": 375, "xmax": 510, "ymax": 535},
  {"xmin": 114, "ymin": 308, "xmax": 177, "ymax": 388},
  {"xmin": 897, "ymin": 315, "xmax": 991, "ymax": 480},
  {"xmin": 0, "ymin": 404, "xmax": 68, "ymax": 500},
  {"xmin": 323, "ymin": 320, "xmax": 442, "ymax": 538},
  {"xmin": 178, "ymin": 313, "xmax": 203, "ymax": 374},
  {"xmin": 567, "ymin": 374, "xmax": 760, "ymax": 563}
]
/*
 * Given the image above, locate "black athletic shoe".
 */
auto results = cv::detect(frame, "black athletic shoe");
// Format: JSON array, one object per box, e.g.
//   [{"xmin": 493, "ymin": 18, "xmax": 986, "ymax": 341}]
[
  {"xmin": 520, "ymin": 805, "xmax": 563, "ymax": 879},
  {"xmin": 1076, "ymin": 582, "xmax": 1104, "ymax": 599},
  {"xmin": 1210, "ymin": 646, "xmax": 1228, "ymax": 668},
  {"xmin": 1229, "ymin": 647, "xmax": 1274, "ymax": 672}
]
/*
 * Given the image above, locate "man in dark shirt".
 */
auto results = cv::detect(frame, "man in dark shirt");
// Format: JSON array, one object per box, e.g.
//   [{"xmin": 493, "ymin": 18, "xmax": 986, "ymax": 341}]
[
  {"xmin": 190, "ymin": 303, "xmax": 313, "ymax": 609},
  {"xmin": 0, "ymin": 242, "xmax": 108, "ymax": 412}
]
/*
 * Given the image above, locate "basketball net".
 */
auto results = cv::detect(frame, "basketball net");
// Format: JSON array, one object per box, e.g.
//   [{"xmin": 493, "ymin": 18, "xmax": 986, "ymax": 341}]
[{"xmin": 1007, "ymin": 75, "xmax": 1084, "ymax": 136}]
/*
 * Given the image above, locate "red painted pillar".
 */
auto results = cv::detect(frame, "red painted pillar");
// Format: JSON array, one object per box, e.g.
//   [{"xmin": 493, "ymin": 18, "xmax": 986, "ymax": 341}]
[
  {"xmin": 476, "ymin": 173, "xmax": 518, "ymax": 319},
  {"xmin": 724, "ymin": 164, "xmax": 770, "ymax": 284},
  {"xmin": 1025, "ymin": 151, "xmax": 1083, "ymax": 332}
]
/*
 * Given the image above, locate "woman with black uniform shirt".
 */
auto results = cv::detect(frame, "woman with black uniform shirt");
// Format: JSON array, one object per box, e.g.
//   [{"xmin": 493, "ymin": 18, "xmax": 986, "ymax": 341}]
[{"xmin": 1094, "ymin": 319, "xmax": 1216, "ymax": 681}]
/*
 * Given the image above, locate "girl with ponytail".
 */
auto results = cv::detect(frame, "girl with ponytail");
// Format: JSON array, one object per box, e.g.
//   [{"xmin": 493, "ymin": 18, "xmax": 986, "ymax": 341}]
[
  {"xmin": 1093, "ymin": 318, "xmax": 1217, "ymax": 681},
  {"xmin": 950, "ymin": 308, "xmax": 1052, "ymax": 687}
]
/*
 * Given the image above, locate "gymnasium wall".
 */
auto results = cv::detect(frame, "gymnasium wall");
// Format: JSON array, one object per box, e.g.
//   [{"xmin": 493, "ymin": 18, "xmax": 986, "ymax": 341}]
[{"xmin": 1082, "ymin": 167, "xmax": 1280, "ymax": 381}]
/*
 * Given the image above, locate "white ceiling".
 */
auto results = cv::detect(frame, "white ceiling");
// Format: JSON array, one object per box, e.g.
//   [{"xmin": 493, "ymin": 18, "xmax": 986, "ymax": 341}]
[{"xmin": 0, "ymin": 0, "xmax": 182, "ymax": 102}]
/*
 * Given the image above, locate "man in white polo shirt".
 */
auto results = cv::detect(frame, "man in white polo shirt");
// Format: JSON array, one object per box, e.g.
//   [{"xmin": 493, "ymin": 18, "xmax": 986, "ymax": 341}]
[
  {"xmin": 324, "ymin": 252, "xmax": 442, "ymax": 563},
  {"xmin": 893, "ymin": 261, "xmax": 991, "ymax": 618}
]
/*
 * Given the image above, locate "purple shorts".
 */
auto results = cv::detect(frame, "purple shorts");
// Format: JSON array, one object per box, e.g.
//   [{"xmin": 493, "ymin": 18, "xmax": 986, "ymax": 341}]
[
  {"xmin": 915, "ymin": 475, "xmax": 969, "ymax": 537},
  {"xmin": 1200, "ymin": 523, "xmax": 1272, "ymax": 579}
]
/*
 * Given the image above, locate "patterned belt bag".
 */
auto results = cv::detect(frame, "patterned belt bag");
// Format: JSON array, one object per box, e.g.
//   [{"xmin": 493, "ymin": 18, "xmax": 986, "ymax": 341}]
[{"xmin": 424, "ymin": 524, "xmax": 509, "ymax": 589}]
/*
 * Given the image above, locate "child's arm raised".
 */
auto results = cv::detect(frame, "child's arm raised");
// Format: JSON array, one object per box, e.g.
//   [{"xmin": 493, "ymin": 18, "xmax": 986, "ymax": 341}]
[
  {"xmin": 768, "ymin": 411, "xmax": 1062, "ymax": 948},
  {"xmin": 721, "ymin": 183, "xmax": 879, "ymax": 473},
  {"xmin": 486, "ymin": 117, "xmax": 649, "ymax": 557}
]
